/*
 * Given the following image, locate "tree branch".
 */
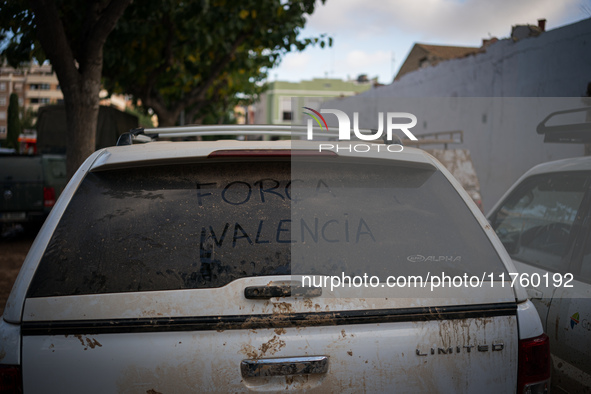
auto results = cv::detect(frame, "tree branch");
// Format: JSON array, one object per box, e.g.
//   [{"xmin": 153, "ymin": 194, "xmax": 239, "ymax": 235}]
[
  {"xmin": 144, "ymin": 30, "xmax": 251, "ymax": 125},
  {"xmin": 184, "ymin": 76, "xmax": 228, "ymax": 120},
  {"xmin": 181, "ymin": 31, "xmax": 251, "ymax": 110},
  {"xmin": 28, "ymin": 0, "xmax": 79, "ymax": 95},
  {"xmin": 84, "ymin": 0, "xmax": 133, "ymax": 64},
  {"xmin": 144, "ymin": 13, "xmax": 176, "ymax": 101},
  {"xmin": 131, "ymin": 85, "xmax": 178, "ymax": 126}
]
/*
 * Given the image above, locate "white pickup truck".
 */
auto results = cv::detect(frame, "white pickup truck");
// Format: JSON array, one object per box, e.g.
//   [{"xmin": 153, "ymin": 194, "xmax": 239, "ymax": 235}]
[{"xmin": 0, "ymin": 125, "xmax": 549, "ymax": 393}]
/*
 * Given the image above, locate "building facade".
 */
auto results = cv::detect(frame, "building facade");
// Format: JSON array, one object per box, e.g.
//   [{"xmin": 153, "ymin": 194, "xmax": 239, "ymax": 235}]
[
  {"xmin": 254, "ymin": 77, "xmax": 374, "ymax": 125},
  {"xmin": 394, "ymin": 43, "xmax": 480, "ymax": 81},
  {"xmin": 0, "ymin": 63, "xmax": 63, "ymax": 141}
]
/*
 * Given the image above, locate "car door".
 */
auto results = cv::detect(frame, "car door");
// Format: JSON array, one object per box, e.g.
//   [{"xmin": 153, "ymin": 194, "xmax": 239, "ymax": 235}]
[
  {"xmin": 489, "ymin": 171, "xmax": 591, "ymax": 329},
  {"xmin": 489, "ymin": 169, "xmax": 591, "ymax": 392},
  {"xmin": 545, "ymin": 211, "xmax": 591, "ymax": 393}
]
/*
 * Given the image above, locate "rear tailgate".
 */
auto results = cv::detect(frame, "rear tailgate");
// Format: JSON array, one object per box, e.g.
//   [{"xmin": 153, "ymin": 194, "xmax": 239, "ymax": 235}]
[
  {"xmin": 22, "ymin": 285, "xmax": 517, "ymax": 392},
  {"xmin": 20, "ymin": 156, "xmax": 518, "ymax": 393}
]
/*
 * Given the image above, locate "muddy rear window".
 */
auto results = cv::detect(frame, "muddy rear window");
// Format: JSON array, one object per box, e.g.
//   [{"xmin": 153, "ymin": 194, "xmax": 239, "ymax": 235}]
[{"xmin": 28, "ymin": 158, "xmax": 506, "ymax": 297}]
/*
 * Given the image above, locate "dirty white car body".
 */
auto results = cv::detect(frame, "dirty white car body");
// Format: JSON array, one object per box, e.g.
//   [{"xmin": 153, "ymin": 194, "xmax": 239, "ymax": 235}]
[
  {"xmin": 1, "ymin": 128, "xmax": 549, "ymax": 393},
  {"xmin": 488, "ymin": 155, "xmax": 591, "ymax": 393}
]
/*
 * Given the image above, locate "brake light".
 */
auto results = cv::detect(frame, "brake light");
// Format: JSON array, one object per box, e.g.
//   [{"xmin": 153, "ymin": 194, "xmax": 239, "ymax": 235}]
[
  {"xmin": 517, "ymin": 333, "xmax": 550, "ymax": 394},
  {"xmin": 43, "ymin": 186, "xmax": 56, "ymax": 208},
  {"xmin": 0, "ymin": 366, "xmax": 22, "ymax": 394}
]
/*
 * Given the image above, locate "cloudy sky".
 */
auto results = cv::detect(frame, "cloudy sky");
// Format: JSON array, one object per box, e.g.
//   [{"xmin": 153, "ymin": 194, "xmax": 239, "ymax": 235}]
[{"xmin": 272, "ymin": 0, "xmax": 590, "ymax": 83}]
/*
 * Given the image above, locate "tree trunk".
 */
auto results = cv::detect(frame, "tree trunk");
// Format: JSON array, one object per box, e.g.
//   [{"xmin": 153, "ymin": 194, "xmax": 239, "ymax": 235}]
[
  {"xmin": 63, "ymin": 78, "xmax": 101, "ymax": 176},
  {"xmin": 154, "ymin": 108, "xmax": 182, "ymax": 128},
  {"xmin": 28, "ymin": 0, "xmax": 132, "ymax": 178}
]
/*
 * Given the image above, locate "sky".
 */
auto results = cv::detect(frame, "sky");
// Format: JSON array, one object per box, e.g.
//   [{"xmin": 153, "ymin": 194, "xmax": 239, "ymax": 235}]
[{"xmin": 271, "ymin": 0, "xmax": 591, "ymax": 84}]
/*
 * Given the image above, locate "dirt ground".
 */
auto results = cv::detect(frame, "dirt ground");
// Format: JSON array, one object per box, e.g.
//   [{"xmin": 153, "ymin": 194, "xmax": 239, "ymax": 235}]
[{"xmin": 0, "ymin": 235, "xmax": 34, "ymax": 315}]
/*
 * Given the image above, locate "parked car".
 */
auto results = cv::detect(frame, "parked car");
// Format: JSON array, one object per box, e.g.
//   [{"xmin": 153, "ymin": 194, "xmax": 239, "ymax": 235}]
[
  {"xmin": 0, "ymin": 154, "xmax": 67, "ymax": 232},
  {"xmin": 487, "ymin": 108, "xmax": 591, "ymax": 393},
  {"xmin": 1, "ymin": 125, "xmax": 549, "ymax": 393},
  {"xmin": 488, "ymin": 155, "xmax": 591, "ymax": 393}
]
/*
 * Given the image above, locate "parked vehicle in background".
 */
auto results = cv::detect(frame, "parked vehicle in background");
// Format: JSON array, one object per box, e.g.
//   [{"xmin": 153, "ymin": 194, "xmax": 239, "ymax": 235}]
[
  {"xmin": 488, "ymin": 108, "xmax": 591, "ymax": 393},
  {"xmin": 0, "ymin": 154, "xmax": 67, "ymax": 232},
  {"xmin": 0, "ymin": 105, "xmax": 138, "ymax": 237},
  {"xmin": 1, "ymin": 125, "xmax": 549, "ymax": 393}
]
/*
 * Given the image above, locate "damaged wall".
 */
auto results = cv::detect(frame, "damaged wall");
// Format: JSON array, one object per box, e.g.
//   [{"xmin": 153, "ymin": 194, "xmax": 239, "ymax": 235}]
[{"xmin": 323, "ymin": 18, "xmax": 591, "ymax": 211}]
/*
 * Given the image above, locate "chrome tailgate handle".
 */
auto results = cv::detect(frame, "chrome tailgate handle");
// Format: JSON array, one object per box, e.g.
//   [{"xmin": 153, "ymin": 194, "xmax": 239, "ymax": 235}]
[{"xmin": 240, "ymin": 356, "xmax": 329, "ymax": 378}]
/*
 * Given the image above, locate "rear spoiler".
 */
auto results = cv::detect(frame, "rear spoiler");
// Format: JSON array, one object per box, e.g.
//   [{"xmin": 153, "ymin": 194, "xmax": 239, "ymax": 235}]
[{"xmin": 537, "ymin": 107, "xmax": 591, "ymax": 143}]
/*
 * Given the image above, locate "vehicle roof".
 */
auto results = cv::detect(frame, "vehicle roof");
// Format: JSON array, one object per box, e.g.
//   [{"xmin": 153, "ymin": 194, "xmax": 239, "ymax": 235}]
[
  {"xmin": 486, "ymin": 155, "xmax": 591, "ymax": 219},
  {"xmin": 520, "ymin": 155, "xmax": 591, "ymax": 177},
  {"xmin": 89, "ymin": 140, "xmax": 438, "ymax": 171}
]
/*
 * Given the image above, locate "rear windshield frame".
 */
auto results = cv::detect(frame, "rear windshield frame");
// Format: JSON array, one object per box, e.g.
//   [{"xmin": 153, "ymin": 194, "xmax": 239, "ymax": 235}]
[{"xmin": 27, "ymin": 156, "xmax": 506, "ymax": 298}]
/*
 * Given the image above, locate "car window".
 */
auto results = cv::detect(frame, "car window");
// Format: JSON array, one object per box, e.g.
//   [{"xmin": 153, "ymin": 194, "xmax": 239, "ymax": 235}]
[
  {"xmin": 44, "ymin": 157, "xmax": 67, "ymax": 180},
  {"xmin": 490, "ymin": 171, "xmax": 590, "ymax": 271},
  {"xmin": 28, "ymin": 158, "xmax": 507, "ymax": 297}
]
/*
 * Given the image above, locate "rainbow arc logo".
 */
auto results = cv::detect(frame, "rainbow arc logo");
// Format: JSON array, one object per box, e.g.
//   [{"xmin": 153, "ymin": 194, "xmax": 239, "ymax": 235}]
[{"xmin": 302, "ymin": 107, "xmax": 328, "ymax": 131}]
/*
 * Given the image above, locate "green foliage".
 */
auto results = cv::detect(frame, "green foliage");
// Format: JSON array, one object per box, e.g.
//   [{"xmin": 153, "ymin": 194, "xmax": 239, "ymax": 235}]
[
  {"xmin": 6, "ymin": 93, "xmax": 21, "ymax": 152},
  {"xmin": 125, "ymin": 107, "xmax": 154, "ymax": 128},
  {"xmin": 1, "ymin": 0, "xmax": 125, "ymax": 67},
  {"xmin": 102, "ymin": 0, "xmax": 329, "ymax": 125},
  {"xmin": 0, "ymin": 1, "xmax": 45, "ymax": 67},
  {"xmin": 20, "ymin": 107, "xmax": 37, "ymax": 131},
  {"xmin": 0, "ymin": 0, "xmax": 100, "ymax": 66}
]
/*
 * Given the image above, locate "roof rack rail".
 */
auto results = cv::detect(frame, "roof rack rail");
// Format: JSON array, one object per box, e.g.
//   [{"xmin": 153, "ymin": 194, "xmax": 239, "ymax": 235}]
[
  {"xmin": 116, "ymin": 124, "xmax": 403, "ymax": 146},
  {"xmin": 115, "ymin": 127, "xmax": 152, "ymax": 146},
  {"xmin": 537, "ymin": 107, "xmax": 591, "ymax": 143}
]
